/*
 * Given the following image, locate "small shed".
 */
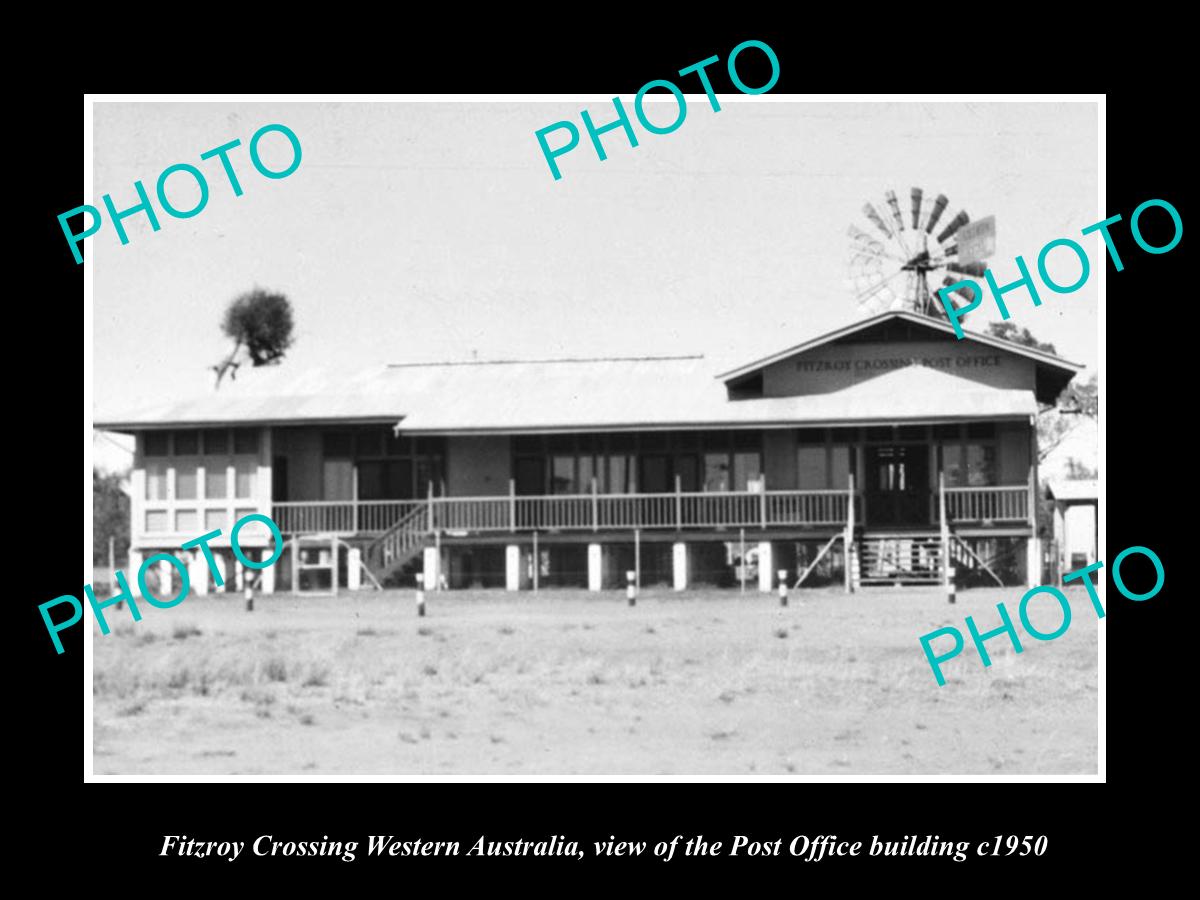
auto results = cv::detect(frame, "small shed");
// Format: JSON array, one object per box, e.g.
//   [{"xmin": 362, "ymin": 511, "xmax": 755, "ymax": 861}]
[{"xmin": 1045, "ymin": 479, "xmax": 1098, "ymax": 582}]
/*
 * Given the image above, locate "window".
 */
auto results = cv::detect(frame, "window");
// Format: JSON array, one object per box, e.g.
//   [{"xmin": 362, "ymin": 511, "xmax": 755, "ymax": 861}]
[
  {"xmin": 830, "ymin": 445, "xmax": 851, "ymax": 490},
  {"xmin": 704, "ymin": 453, "xmax": 730, "ymax": 492},
  {"xmin": 144, "ymin": 432, "xmax": 169, "ymax": 457},
  {"xmin": 965, "ymin": 444, "xmax": 997, "ymax": 486},
  {"xmin": 943, "ymin": 445, "xmax": 964, "ymax": 487},
  {"xmin": 203, "ymin": 429, "xmax": 228, "ymax": 455},
  {"xmin": 236, "ymin": 459, "xmax": 258, "ymax": 498},
  {"xmin": 578, "ymin": 455, "xmax": 596, "ymax": 491},
  {"xmin": 551, "ymin": 455, "xmax": 576, "ymax": 494},
  {"xmin": 174, "ymin": 430, "xmax": 199, "ymax": 456},
  {"xmin": 733, "ymin": 452, "xmax": 762, "ymax": 491},
  {"xmin": 175, "ymin": 465, "xmax": 198, "ymax": 500},
  {"xmin": 322, "ymin": 459, "xmax": 352, "ymax": 500},
  {"xmin": 797, "ymin": 445, "xmax": 852, "ymax": 490},
  {"xmin": 234, "ymin": 428, "xmax": 260, "ymax": 455},
  {"xmin": 797, "ymin": 446, "xmax": 826, "ymax": 489},
  {"xmin": 206, "ymin": 465, "xmax": 228, "ymax": 499},
  {"xmin": 145, "ymin": 510, "xmax": 167, "ymax": 532},
  {"xmin": 204, "ymin": 509, "xmax": 227, "ymax": 532},
  {"xmin": 146, "ymin": 463, "xmax": 167, "ymax": 500},
  {"xmin": 943, "ymin": 443, "xmax": 996, "ymax": 486},
  {"xmin": 605, "ymin": 454, "xmax": 635, "ymax": 493},
  {"xmin": 175, "ymin": 509, "xmax": 199, "ymax": 533}
]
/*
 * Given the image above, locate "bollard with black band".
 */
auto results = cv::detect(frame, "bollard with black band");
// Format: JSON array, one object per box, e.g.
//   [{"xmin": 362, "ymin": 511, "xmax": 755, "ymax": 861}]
[{"xmin": 415, "ymin": 572, "xmax": 426, "ymax": 617}]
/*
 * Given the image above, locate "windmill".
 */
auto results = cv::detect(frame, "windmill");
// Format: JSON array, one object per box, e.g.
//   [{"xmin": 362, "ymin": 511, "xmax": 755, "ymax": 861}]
[{"xmin": 847, "ymin": 188, "xmax": 995, "ymax": 320}]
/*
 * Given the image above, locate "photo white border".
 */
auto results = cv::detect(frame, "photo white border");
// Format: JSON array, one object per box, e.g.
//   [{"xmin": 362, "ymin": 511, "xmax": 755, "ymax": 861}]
[{"xmin": 83, "ymin": 92, "xmax": 1106, "ymax": 784}]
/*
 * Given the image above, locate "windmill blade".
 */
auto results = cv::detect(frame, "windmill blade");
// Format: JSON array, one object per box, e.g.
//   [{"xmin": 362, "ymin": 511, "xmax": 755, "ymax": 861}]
[
  {"xmin": 885, "ymin": 190, "xmax": 905, "ymax": 232},
  {"xmin": 924, "ymin": 193, "xmax": 949, "ymax": 234},
  {"xmin": 937, "ymin": 210, "xmax": 970, "ymax": 244},
  {"xmin": 862, "ymin": 202, "xmax": 893, "ymax": 238},
  {"xmin": 911, "ymin": 187, "xmax": 923, "ymax": 229},
  {"xmin": 947, "ymin": 260, "xmax": 988, "ymax": 277},
  {"xmin": 941, "ymin": 275, "xmax": 978, "ymax": 304}
]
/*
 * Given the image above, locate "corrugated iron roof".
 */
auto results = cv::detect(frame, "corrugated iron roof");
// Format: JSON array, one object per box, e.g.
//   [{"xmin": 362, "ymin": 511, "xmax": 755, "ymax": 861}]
[
  {"xmin": 96, "ymin": 353, "xmax": 1035, "ymax": 433},
  {"xmin": 1046, "ymin": 479, "xmax": 1098, "ymax": 502}
]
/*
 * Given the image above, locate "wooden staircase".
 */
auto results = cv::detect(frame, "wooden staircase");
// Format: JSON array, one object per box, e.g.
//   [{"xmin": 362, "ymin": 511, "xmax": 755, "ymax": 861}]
[
  {"xmin": 363, "ymin": 505, "xmax": 430, "ymax": 586},
  {"xmin": 854, "ymin": 531, "xmax": 944, "ymax": 586}
]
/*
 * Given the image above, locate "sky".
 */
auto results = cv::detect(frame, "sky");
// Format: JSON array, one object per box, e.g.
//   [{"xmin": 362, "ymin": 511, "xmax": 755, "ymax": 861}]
[{"xmin": 91, "ymin": 99, "xmax": 1100, "ymax": 471}]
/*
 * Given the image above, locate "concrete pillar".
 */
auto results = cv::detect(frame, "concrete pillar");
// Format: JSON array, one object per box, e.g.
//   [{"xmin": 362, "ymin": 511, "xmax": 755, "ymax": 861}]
[
  {"xmin": 506, "ymin": 545, "xmax": 522, "ymax": 591},
  {"xmin": 672, "ymin": 542, "xmax": 689, "ymax": 591},
  {"xmin": 260, "ymin": 548, "xmax": 276, "ymax": 594},
  {"xmin": 757, "ymin": 541, "xmax": 773, "ymax": 592},
  {"xmin": 158, "ymin": 558, "xmax": 174, "ymax": 599},
  {"xmin": 128, "ymin": 549, "xmax": 143, "ymax": 584},
  {"xmin": 423, "ymin": 546, "xmax": 441, "ymax": 591},
  {"xmin": 347, "ymin": 547, "xmax": 362, "ymax": 591},
  {"xmin": 189, "ymin": 550, "xmax": 209, "ymax": 596},
  {"xmin": 234, "ymin": 557, "xmax": 245, "ymax": 591},
  {"xmin": 1026, "ymin": 536, "xmax": 1040, "ymax": 589},
  {"xmin": 587, "ymin": 543, "xmax": 603, "ymax": 592}
]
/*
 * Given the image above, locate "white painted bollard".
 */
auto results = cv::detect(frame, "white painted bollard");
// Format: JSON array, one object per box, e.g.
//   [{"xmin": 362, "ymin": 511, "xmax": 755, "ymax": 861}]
[
  {"xmin": 625, "ymin": 569, "xmax": 637, "ymax": 607},
  {"xmin": 947, "ymin": 566, "xmax": 957, "ymax": 604},
  {"xmin": 415, "ymin": 572, "xmax": 426, "ymax": 617},
  {"xmin": 757, "ymin": 542, "xmax": 773, "ymax": 593},
  {"xmin": 505, "ymin": 545, "xmax": 522, "ymax": 591},
  {"xmin": 672, "ymin": 542, "xmax": 688, "ymax": 591},
  {"xmin": 347, "ymin": 547, "xmax": 362, "ymax": 591},
  {"xmin": 422, "ymin": 546, "xmax": 440, "ymax": 592},
  {"xmin": 587, "ymin": 543, "xmax": 603, "ymax": 592},
  {"xmin": 778, "ymin": 568, "xmax": 789, "ymax": 607},
  {"xmin": 260, "ymin": 549, "xmax": 276, "ymax": 594}
]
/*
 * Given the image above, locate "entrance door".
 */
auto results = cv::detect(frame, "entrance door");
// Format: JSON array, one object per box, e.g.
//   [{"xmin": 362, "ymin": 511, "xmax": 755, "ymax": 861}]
[{"xmin": 865, "ymin": 445, "xmax": 930, "ymax": 527}]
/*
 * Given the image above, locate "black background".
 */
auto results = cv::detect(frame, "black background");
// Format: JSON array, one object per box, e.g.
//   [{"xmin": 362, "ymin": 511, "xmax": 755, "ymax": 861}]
[{"xmin": 21, "ymin": 23, "xmax": 1186, "ymax": 886}]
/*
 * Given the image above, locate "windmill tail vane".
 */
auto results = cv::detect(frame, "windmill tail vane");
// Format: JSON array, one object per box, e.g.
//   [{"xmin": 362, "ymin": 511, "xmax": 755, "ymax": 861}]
[{"xmin": 847, "ymin": 186, "xmax": 995, "ymax": 320}]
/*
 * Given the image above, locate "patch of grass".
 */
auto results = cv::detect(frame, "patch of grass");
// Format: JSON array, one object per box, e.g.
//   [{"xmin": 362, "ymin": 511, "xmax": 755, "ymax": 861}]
[
  {"xmin": 117, "ymin": 701, "xmax": 147, "ymax": 717},
  {"xmin": 263, "ymin": 657, "xmax": 288, "ymax": 683},
  {"xmin": 774, "ymin": 628, "xmax": 789, "ymax": 639},
  {"xmin": 172, "ymin": 624, "xmax": 203, "ymax": 641},
  {"xmin": 422, "ymin": 665, "xmax": 438, "ymax": 677},
  {"xmin": 302, "ymin": 665, "xmax": 330, "ymax": 688},
  {"xmin": 587, "ymin": 673, "xmax": 606, "ymax": 686},
  {"xmin": 356, "ymin": 628, "xmax": 378, "ymax": 637},
  {"xmin": 417, "ymin": 627, "xmax": 434, "ymax": 637},
  {"xmin": 299, "ymin": 714, "xmax": 315, "ymax": 726},
  {"xmin": 498, "ymin": 626, "xmax": 515, "ymax": 636}
]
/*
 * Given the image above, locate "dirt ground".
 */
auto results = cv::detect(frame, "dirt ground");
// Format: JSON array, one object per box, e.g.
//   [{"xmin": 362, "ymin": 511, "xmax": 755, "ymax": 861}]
[{"xmin": 92, "ymin": 585, "xmax": 1099, "ymax": 776}]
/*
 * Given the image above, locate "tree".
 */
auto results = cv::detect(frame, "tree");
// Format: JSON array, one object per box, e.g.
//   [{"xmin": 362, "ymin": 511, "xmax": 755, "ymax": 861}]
[
  {"xmin": 985, "ymin": 321, "xmax": 1058, "ymax": 356},
  {"xmin": 212, "ymin": 288, "xmax": 295, "ymax": 388},
  {"xmin": 985, "ymin": 322, "xmax": 1096, "ymax": 462},
  {"xmin": 93, "ymin": 467, "xmax": 130, "ymax": 566}
]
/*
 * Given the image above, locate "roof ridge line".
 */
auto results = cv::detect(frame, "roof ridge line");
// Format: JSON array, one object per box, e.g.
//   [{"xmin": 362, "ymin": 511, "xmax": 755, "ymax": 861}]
[{"xmin": 386, "ymin": 354, "xmax": 705, "ymax": 368}]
